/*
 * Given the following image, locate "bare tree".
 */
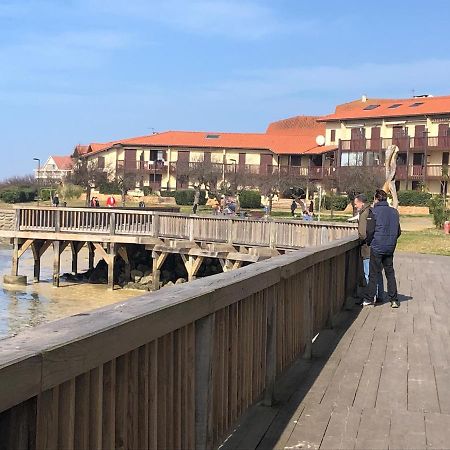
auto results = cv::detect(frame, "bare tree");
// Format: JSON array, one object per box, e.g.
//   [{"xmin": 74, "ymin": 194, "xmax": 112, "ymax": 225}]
[
  {"xmin": 337, "ymin": 166, "xmax": 385, "ymax": 202},
  {"xmin": 175, "ymin": 159, "xmax": 222, "ymax": 195},
  {"xmin": 68, "ymin": 158, "xmax": 109, "ymax": 206}
]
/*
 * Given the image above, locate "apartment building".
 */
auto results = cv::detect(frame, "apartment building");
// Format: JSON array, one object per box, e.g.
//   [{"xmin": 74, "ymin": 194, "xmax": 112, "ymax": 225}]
[
  {"xmin": 319, "ymin": 95, "xmax": 450, "ymax": 195},
  {"xmin": 35, "ymin": 156, "xmax": 73, "ymax": 182},
  {"xmin": 73, "ymin": 117, "xmax": 336, "ymax": 192}
]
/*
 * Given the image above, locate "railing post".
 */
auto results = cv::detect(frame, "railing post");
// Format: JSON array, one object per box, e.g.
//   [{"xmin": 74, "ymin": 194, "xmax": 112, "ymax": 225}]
[
  {"xmin": 189, "ymin": 216, "xmax": 195, "ymax": 241},
  {"xmin": 263, "ymin": 286, "xmax": 277, "ymax": 406},
  {"xmin": 14, "ymin": 208, "xmax": 21, "ymax": 231},
  {"xmin": 110, "ymin": 212, "xmax": 116, "ymax": 236},
  {"xmin": 269, "ymin": 221, "xmax": 277, "ymax": 248},
  {"xmin": 227, "ymin": 218, "xmax": 233, "ymax": 244},
  {"xmin": 195, "ymin": 313, "xmax": 215, "ymax": 450},
  {"xmin": 54, "ymin": 209, "xmax": 60, "ymax": 232},
  {"xmin": 152, "ymin": 213, "xmax": 160, "ymax": 238}
]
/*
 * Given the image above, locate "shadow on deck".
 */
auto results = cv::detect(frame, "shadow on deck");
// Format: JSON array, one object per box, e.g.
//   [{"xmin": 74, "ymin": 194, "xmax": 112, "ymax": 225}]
[{"xmin": 221, "ymin": 253, "xmax": 450, "ymax": 450}]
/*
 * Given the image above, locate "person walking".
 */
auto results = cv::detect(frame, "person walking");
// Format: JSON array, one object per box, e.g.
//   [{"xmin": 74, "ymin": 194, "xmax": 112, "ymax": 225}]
[
  {"xmin": 290, "ymin": 200, "xmax": 297, "ymax": 217},
  {"xmin": 362, "ymin": 189, "xmax": 401, "ymax": 308},
  {"xmin": 52, "ymin": 193, "xmax": 59, "ymax": 207},
  {"xmin": 192, "ymin": 188, "xmax": 200, "ymax": 214},
  {"xmin": 106, "ymin": 194, "xmax": 116, "ymax": 208},
  {"xmin": 354, "ymin": 193, "xmax": 384, "ymax": 305}
]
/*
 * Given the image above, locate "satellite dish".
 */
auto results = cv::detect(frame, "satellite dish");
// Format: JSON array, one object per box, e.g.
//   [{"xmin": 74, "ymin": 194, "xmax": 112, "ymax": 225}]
[{"xmin": 315, "ymin": 135, "xmax": 325, "ymax": 146}]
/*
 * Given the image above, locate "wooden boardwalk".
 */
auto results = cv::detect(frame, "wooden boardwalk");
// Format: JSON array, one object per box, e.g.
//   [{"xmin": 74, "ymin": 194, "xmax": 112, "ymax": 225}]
[{"xmin": 222, "ymin": 253, "xmax": 450, "ymax": 450}]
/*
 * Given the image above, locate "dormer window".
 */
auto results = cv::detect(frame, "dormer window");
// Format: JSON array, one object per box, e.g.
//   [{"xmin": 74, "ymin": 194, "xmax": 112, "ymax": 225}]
[{"xmin": 363, "ymin": 104, "xmax": 380, "ymax": 110}]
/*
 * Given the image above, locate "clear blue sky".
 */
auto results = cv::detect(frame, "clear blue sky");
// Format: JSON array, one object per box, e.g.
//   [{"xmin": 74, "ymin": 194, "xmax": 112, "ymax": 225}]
[{"xmin": 1, "ymin": 0, "xmax": 450, "ymax": 178}]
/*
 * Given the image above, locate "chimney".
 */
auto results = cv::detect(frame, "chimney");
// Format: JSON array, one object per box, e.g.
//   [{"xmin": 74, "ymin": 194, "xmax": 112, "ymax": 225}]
[{"xmin": 361, "ymin": 95, "xmax": 367, "ymax": 103}]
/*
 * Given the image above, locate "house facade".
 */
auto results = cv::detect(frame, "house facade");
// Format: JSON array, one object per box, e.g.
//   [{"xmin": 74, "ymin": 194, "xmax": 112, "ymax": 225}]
[
  {"xmin": 319, "ymin": 95, "xmax": 450, "ymax": 195},
  {"xmin": 75, "ymin": 117, "xmax": 336, "ymax": 193},
  {"xmin": 35, "ymin": 156, "xmax": 73, "ymax": 182}
]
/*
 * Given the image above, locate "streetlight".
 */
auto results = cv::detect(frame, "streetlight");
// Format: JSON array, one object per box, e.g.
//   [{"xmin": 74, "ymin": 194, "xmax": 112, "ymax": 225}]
[
  {"xmin": 33, "ymin": 158, "xmax": 40, "ymax": 206},
  {"xmin": 317, "ymin": 184, "xmax": 323, "ymax": 222}
]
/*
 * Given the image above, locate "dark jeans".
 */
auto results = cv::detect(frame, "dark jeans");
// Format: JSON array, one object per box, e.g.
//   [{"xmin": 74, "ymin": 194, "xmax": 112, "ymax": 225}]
[{"xmin": 364, "ymin": 249, "xmax": 398, "ymax": 302}]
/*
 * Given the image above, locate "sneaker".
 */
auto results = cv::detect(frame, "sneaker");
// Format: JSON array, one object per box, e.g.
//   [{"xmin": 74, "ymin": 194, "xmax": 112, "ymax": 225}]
[
  {"xmin": 391, "ymin": 300, "xmax": 400, "ymax": 308},
  {"xmin": 362, "ymin": 300, "xmax": 374, "ymax": 307}
]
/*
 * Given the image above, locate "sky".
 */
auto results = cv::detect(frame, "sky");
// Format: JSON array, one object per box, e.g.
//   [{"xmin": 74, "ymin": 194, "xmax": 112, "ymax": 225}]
[{"xmin": 1, "ymin": 0, "xmax": 450, "ymax": 178}]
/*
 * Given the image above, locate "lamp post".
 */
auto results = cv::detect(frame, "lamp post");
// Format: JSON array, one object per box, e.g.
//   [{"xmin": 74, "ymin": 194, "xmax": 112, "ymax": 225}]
[
  {"xmin": 317, "ymin": 184, "xmax": 322, "ymax": 221},
  {"xmin": 33, "ymin": 158, "xmax": 41, "ymax": 206},
  {"xmin": 229, "ymin": 158, "xmax": 237, "ymax": 194}
]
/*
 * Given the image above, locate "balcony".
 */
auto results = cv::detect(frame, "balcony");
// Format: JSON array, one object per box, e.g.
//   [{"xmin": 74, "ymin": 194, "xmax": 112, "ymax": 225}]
[
  {"xmin": 339, "ymin": 135, "xmax": 450, "ymax": 152},
  {"xmin": 396, "ymin": 164, "xmax": 449, "ymax": 180},
  {"xmin": 117, "ymin": 160, "xmax": 165, "ymax": 173}
]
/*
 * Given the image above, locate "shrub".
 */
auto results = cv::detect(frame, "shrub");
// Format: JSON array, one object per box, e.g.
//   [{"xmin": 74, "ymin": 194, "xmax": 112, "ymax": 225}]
[
  {"xmin": 315, "ymin": 195, "xmax": 348, "ymax": 211},
  {"xmin": 0, "ymin": 186, "xmax": 36, "ymax": 203},
  {"xmin": 428, "ymin": 195, "xmax": 445, "ymax": 215},
  {"xmin": 397, "ymin": 190, "xmax": 432, "ymax": 207},
  {"xmin": 98, "ymin": 181, "xmax": 121, "ymax": 195},
  {"xmin": 432, "ymin": 204, "xmax": 450, "ymax": 228},
  {"xmin": 239, "ymin": 190, "xmax": 261, "ymax": 209},
  {"xmin": 58, "ymin": 183, "xmax": 83, "ymax": 200},
  {"xmin": 142, "ymin": 186, "xmax": 152, "ymax": 196},
  {"xmin": 173, "ymin": 189, "xmax": 207, "ymax": 205},
  {"xmin": 160, "ymin": 191, "xmax": 177, "ymax": 198}
]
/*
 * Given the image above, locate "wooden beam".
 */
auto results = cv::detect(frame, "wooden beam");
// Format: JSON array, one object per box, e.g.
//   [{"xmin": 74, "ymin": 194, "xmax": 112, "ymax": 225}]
[
  {"xmin": 18, "ymin": 239, "xmax": 34, "ymax": 258},
  {"xmin": 93, "ymin": 243, "xmax": 110, "ymax": 264},
  {"xmin": 70, "ymin": 242, "xmax": 84, "ymax": 275},
  {"xmin": 117, "ymin": 245, "xmax": 130, "ymax": 282},
  {"xmin": 191, "ymin": 256, "xmax": 204, "ymax": 277},
  {"xmin": 108, "ymin": 243, "xmax": 116, "ymax": 291},
  {"xmin": 88, "ymin": 242, "xmax": 95, "ymax": 270},
  {"xmin": 11, "ymin": 237, "xmax": 19, "ymax": 276}
]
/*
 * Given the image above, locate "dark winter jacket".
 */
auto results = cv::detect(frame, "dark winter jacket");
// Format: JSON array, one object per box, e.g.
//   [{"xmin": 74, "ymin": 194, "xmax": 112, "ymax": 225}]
[
  {"xmin": 357, "ymin": 204, "xmax": 371, "ymax": 259},
  {"xmin": 366, "ymin": 201, "xmax": 401, "ymax": 255}
]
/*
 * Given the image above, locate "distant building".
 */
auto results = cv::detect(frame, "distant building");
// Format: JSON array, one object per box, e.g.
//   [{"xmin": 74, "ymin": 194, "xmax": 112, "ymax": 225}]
[
  {"xmin": 72, "ymin": 116, "xmax": 335, "ymax": 192},
  {"xmin": 319, "ymin": 94, "xmax": 450, "ymax": 195},
  {"xmin": 46, "ymin": 94, "xmax": 450, "ymax": 195},
  {"xmin": 35, "ymin": 156, "xmax": 73, "ymax": 181}
]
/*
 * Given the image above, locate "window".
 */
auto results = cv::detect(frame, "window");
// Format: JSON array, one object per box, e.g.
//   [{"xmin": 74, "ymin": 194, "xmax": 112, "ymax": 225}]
[
  {"xmin": 363, "ymin": 104, "xmax": 380, "ymax": 110},
  {"xmin": 290, "ymin": 155, "xmax": 301, "ymax": 166},
  {"xmin": 340, "ymin": 152, "xmax": 364, "ymax": 167},
  {"xmin": 410, "ymin": 102, "xmax": 424, "ymax": 107},
  {"xmin": 330, "ymin": 129, "xmax": 336, "ymax": 142},
  {"xmin": 150, "ymin": 150, "xmax": 164, "ymax": 161},
  {"xmin": 388, "ymin": 103, "xmax": 402, "ymax": 109},
  {"xmin": 206, "ymin": 134, "xmax": 220, "ymax": 139}
]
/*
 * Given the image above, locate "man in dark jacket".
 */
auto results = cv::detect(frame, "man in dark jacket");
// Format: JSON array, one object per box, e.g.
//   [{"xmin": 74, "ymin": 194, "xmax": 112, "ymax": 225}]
[
  {"xmin": 354, "ymin": 193, "xmax": 384, "ymax": 305},
  {"xmin": 363, "ymin": 189, "xmax": 401, "ymax": 308}
]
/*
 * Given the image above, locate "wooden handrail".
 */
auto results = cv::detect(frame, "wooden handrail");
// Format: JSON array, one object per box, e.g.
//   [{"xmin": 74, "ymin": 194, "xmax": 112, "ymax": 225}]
[{"xmin": 0, "ymin": 236, "xmax": 359, "ymax": 449}]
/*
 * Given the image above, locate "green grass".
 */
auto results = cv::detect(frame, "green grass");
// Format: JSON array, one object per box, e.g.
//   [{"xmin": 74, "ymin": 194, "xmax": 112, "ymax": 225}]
[{"xmin": 397, "ymin": 229, "xmax": 450, "ymax": 256}]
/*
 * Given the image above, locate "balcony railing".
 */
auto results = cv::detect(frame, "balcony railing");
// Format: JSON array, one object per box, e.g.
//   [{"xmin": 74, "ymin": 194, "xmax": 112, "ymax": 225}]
[
  {"xmin": 340, "ymin": 135, "xmax": 450, "ymax": 152},
  {"xmin": 396, "ymin": 164, "xmax": 449, "ymax": 180},
  {"xmin": 117, "ymin": 160, "xmax": 165, "ymax": 172}
]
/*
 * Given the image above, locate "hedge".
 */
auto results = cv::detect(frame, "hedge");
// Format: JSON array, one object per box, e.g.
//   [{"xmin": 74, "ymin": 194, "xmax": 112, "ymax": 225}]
[
  {"xmin": 315, "ymin": 195, "xmax": 348, "ymax": 211},
  {"xmin": 0, "ymin": 186, "xmax": 36, "ymax": 203},
  {"xmin": 98, "ymin": 181, "xmax": 122, "ymax": 195},
  {"xmin": 172, "ymin": 189, "xmax": 207, "ymax": 206},
  {"xmin": 239, "ymin": 190, "xmax": 261, "ymax": 209},
  {"xmin": 397, "ymin": 190, "xmax": 432, "ymax": 207}
]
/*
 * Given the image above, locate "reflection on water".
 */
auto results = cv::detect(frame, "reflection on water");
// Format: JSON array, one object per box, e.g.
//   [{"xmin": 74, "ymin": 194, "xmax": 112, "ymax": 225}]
[{"xmin": 0, "ymin": 244, "xmax": 142, "ymax": 340}]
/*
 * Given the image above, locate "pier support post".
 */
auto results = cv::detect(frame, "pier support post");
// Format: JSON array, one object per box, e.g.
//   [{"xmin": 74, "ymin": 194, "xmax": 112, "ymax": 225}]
[
  {"xmin": 151, "ymin": 251, "xmax": 168, "ymax": 291},
  {"xmin": 11, "ymin": 237, "xmax": 19, "ymax": 276},
  {"xmin": 108, "ymin": 243, "xmax": 116, "ymax": 290},
  {"xmin": 88, "ymin": 243, "xmax": 95, "ymax": 270},
  {"xmin": 31, "ymin": 240, "xmax": 51, "ymax": 283},
  {"xmin": 53, "ymin": 241, "xmax": 61, "ymax": 287},
  {"xmin": 70, "ymin": 242, "xmax": 84, "ymax": 275},
  {"xmin": 117, "ymin": 245, "xmax": 130, "ymax": 282}
]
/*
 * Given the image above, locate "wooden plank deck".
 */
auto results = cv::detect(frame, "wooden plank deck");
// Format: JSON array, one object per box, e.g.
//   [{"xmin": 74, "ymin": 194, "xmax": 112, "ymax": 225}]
[{"xmin": 221, "ymin": 253, "xmax": 450, "ymax": 450}]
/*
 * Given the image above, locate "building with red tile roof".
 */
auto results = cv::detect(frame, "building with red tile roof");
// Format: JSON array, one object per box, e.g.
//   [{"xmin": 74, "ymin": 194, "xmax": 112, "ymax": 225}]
[{"xmin": 35, "ymin": 156, "xmax": 74, "ymax": 181}]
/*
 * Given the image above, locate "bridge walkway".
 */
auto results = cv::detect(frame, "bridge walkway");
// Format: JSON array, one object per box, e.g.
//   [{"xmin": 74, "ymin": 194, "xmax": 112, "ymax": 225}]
[{"xmin": 222, "ymin": 253, "xmax": 450, "ymax": 450}]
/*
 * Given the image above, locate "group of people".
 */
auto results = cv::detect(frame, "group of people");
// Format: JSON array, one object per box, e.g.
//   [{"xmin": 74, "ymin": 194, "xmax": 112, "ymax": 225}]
[
  {"xmin": 208, "ymin": 195, "xmax": 238, "ymax": 215},
  {"xmin": 355, "ymin": 189, "xmax": 401, "ymax": 309},
  {"xmin": 291, "ymin": 199, "xmax": 314, "ymax": 221},
  {"xmin": 89, "ymin": 194, "xmax": 117, "ymax": 208},
  {"xmin": 89, "ymin": 196, "xmax": 100, "ymax": 208}
]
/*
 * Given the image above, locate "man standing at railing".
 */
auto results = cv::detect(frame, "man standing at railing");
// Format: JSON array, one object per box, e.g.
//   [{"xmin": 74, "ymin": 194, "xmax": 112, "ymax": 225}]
[
  {"xmin": 354, "ymin": 193, "xmax": 384, "ymax": 305},
  {"xmin": 362, "ymin": 189, "xmax": 401, "ymax": 308}
]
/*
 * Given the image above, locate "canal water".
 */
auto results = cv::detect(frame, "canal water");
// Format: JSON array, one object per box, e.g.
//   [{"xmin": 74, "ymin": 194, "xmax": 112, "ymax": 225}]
[{"xmin": 0, "ymin": 244, "xmax": 142, "ymax": 340}]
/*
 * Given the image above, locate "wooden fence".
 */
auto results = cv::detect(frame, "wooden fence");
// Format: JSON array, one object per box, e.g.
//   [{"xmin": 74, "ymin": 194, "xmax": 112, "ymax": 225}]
[
  {"xmin": 0, "ymin": 236, "xmax": 359, "ymax": 449},
  {"xmin": 1, "ymin": 206, "xmax": 357, "ymax": 248}
]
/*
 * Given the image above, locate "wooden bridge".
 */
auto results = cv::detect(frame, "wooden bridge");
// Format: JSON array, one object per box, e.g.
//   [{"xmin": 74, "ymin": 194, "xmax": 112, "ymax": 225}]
[{"xmin": 0, "ymin": 206, "xmax": 356, "ymax": 289}]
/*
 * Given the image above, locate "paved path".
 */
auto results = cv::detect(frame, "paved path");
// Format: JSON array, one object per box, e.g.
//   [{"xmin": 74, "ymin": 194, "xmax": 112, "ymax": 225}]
[{"xmin": 222, "ymin": 253, "xmax": 450, "ymax": 449}]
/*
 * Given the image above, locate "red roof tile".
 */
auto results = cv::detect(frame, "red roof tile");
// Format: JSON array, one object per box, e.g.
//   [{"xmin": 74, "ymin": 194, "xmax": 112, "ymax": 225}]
[
  {"xmin": 84, "ymin": 130, "xmax": 335, "ymax": 156},
  {"xmin": 266, "ymin": 115, "xmax": 324, "ymax": 135},
  {"xmin": 319, "ymin": 95, "xmax": 450, "ymax": 121},
  {"xmin": 51, "ymin": 156, "xmax": 73, "ymax": 170}
]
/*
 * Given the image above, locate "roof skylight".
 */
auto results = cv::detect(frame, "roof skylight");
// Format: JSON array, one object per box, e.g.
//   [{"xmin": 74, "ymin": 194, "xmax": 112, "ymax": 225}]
[
  {"xmin": 363, "ymin": 104, "xmax": 380, "ymax": 110},
  {"xmin": 410, "ymin": 102, "xmax": 424, "ymax": 107},
  {"xmin": 206, "ymin": 134, "xmax": 220, "ymax": 139},
  {"xmin": 388, "ymin": 103, "xmax": 402, "ymax": 109}
]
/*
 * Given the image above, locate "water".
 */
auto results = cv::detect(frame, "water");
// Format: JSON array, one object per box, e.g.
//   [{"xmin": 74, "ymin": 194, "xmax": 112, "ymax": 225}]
[{"xmin": 0, "ymin": 244, "xmax": 142, "ymax": 340}]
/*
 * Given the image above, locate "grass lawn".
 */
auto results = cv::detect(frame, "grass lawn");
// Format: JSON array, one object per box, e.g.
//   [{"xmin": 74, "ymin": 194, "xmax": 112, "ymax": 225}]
[{"xmin": 397, "ymin": 229, "xmax": 450, "ymax": 256}]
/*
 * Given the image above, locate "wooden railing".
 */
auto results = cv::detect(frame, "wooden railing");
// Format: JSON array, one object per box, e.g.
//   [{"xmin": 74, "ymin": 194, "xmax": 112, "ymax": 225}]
[
  {"xmin": 2, "ymin": 206, "xmax": 357, "ymax": 248},
  {"xmin": 0, "ymin": 236, "xmax": 360, "ymax": 449}
]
